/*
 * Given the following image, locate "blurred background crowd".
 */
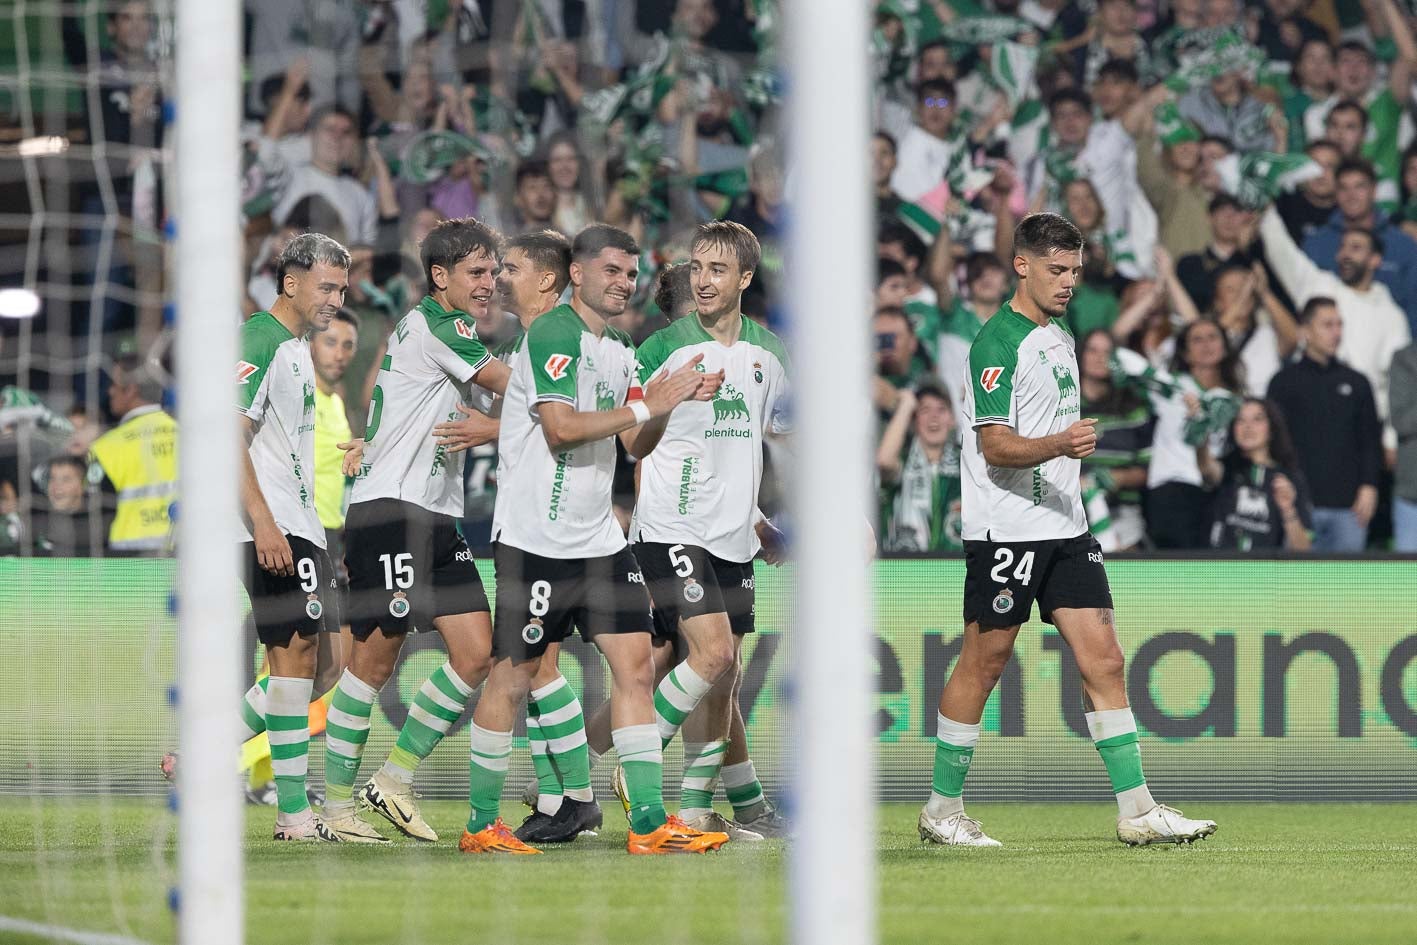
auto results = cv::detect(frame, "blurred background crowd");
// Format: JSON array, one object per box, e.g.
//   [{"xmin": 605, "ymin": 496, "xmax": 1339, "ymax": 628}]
[{"xmin": 1, "ymin": 0, "xmax": 1416, "ymax": 557}]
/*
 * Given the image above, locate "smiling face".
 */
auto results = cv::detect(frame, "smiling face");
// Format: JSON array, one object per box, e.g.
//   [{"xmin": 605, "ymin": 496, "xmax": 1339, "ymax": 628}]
[
  {"xmin": 1335, "ymin": 169, "xmax": 1375, "ymax": 222},
  {"xmin": 46, "ymin": 462, "xmax": 85, "ymax": 513},
  {"xmin": 572, "ymin": 248, "xmax": 639, "ymax": 320},
  {"xmin": 912, "ymin": 391, "xmax": 955, "ymax": 449},
  {"xmin": 690, "ymin": 241, "xmax": 753, "ymax": 320},
  {"xmin": 284, "ymin": 261, "xmax": 349, "ymax": 334},
  {"xmin": 548, "ymin": 141, "xmax": 580, "ymax": 191},
  {"xmin": 1335, "ymin": 230, "xmax": 1379, "ymax": 287},
  {"xmin": 1016, "ymin": 247, "xmax": 1083, "ymax": 319},
  {"xmin": 496, "ymin": 247, "xmax": 548, "ymax": 318},
  {"xmin": 1183, "ymin": 320, "xmax": 1227, "ymax": 370},
  {"xmin": 1295, "ymin": 39, "xmax": 1334, "ymax": 91},
  {"xmin": 1335, "ymin": 47, "xmax": 1375, "ymax": 98},
  {"xmin": 1063, "ymin": 180, "xmax": 1103, "ymax": 232},
  {"xmin": 433, "ymin": 247, "xmax": 497, "ymax": 318}
]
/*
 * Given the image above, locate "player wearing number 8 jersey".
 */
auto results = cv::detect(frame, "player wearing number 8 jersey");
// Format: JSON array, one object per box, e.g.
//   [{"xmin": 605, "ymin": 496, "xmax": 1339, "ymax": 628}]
[
  {"xmin": 321, "ymin": 219, "xmax": 513, "ymax": 844},
  {"xmin": 920, "ymin": 214, "xmax": 1217, "ymax": 849},
  {"xmin": 235, "ymin": 233, "xmax": 350, "ymax": 843}
]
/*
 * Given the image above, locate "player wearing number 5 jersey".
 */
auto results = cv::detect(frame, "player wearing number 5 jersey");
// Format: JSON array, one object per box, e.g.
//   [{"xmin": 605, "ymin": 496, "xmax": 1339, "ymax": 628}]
[
  {"xmin": 920, "ymin": 214, "xmax": 1217, "ymax": 849},
  {"xmin": 235, "ymin": 233, "xmax": 351, "ymax": 843},
  {"xmin": 321, "ymin": 219, "xmax": 513, "ymax": 844},
  {"xmin": 628, "ymin": 221, "xmax": 791, "ymax": 840}
]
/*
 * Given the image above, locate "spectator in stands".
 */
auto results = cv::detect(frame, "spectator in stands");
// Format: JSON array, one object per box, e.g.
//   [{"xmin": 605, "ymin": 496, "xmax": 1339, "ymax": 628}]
[
  {"xmin": 1061, "ymin": 178, "xmax": 1127, "ymax": 337},
  {"xmin": 254, "ymin": 59, "xmax": 314, "ymax": 168},
  {"xmin": 876, "ymin": 258, "xmax": 911, "ymax": 311},
  {"xmin": 1260, "ymin": 203, "xmax": 1411, "ymax": 447},
  {"xmin": 873, "ymin": 132, "xmax": 904, "ymax": 219},
  {"xmin": 1254, "ymin": 0, "xmax": 1329, "ymax": 65},
  {"xmin": 1321, "ymin": 100, "xmax": 1369, "ymax": 164},
  {"xmin": 1089, "ymin": 59, "xmax": 1142, "ymax": 127},
  {"xmin": 872, "ymin": 306, "xmax": 927, "ymax": 419},
  {"xmin": 1079, "ymin": 3, "xmax": 1154, "ymax": 87},
  {"xmin": 508, "ymin": 160, "xmax": 560, "ymax": 236},
  {"xmin": 244, "ymin": 0, "xmax": 361, "ymax": 116},
  {"xmin": 1111, "ymin": 246, "xmax": 1195, "ymax": 366},
  {"xmin": 888, "ymin": 79, "xmax": 961, "ymax": 203},
  {"xmin": 1202, "ymin": 398, "xmax": 1313, "ymax": 551},
  {"xmin": 1267, "ymin": 298, "xmax": 1382, "ymax": 552},
  {"xmin": 935, "ymin": 252, "xmax": 1007, "ymax": 399},
  {"xmin": 1276, "ymin": 139, "xmax": 1341, "ymax": 244},
  {"xmin": 1078, "ymin": 329, "xmax": 1153, "ymax": 551},
  {"xmin": 271, "ymin": 105, "xmax": 378, "ymax": 245},
  {"xmin": 544, "ymin": 131, "xmax": 597, "ymax": 236},
  {"xmin": 1207, "ymin": 262, "xmax": 1297, "ymax": 397},
  {"xmin": 1390, "ymin": 340, "xmax": 1417, "ymax": 551},
  {"xmin": 90, "ymin": 354, "xmax": 176, "ymax": 555},
  {"xmin": 1397, "ymin": 143, "xmax": 1417, "ymax": 242},
  {"xmin": 876, "ymin": 381, "xmax": 962, "ymax": 552},
  {"xmin": 1126, "ymin": 85, "xmax": 1213, "ymax": 258},
  {"xmin": 1176, "ymin": 194, "xmax": 1258, "ymax": 315},
  {"xmin": 1301, "ymin": 159, "xmax": 1417, "ymax": 334},
  {"xmin": 1177, "ymin": 61, "xmax": 1280, "ymax": 154},
  {"xmin": 877, "ymin": 221, "xmax": 941, "ymax": 340},
  {"xmin": 1281, "ymin": 38, "xmax": 1334, "ymax": 154},
  {"xmin": 1026, "ymin": 89, "xmax": 1133, "ymax": 242},
  {"xmin": 29, "ymin": 456, "xmax": 102, "ymax": 557}
]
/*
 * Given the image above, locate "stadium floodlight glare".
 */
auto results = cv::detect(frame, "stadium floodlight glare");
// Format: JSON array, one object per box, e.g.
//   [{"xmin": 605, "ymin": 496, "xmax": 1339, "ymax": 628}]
[
  {"xmin": 0, "ymin": 288, "xmax": 41, "ymax": 319},
  {"xmin": 17, "ymin": 135, "xmax": 69, "ymax": 157},
  {"xmin": 175, "ymin": 0, "xmax": 243, "ymax": 943},
  {"xmin": 786, "ymin": 0, "xmax": 876, "ymax": 943}
]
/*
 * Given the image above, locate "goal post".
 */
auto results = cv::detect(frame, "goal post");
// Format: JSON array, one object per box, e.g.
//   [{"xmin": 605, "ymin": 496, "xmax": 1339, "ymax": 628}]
[{"xmin": 174, "ymin": 0, "xmax": 243, "ymax": 941}]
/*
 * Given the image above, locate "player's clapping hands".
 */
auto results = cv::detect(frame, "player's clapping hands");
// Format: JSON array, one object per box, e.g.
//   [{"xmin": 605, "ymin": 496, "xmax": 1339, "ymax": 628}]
[
  {"xmin": 338, "ymin": 437, "xmax": 365, "ymax": 476},
  {"xmin": 643, "ymin": 354, "xmax": 725, "ymax": 417},
  {"xmin": 432, "ymin": 404, "xmax": 499, "ymax": 454}
]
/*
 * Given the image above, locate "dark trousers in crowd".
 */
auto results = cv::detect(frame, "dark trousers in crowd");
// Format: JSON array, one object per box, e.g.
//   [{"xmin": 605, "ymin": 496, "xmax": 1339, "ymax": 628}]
[{"xmin": 1145, "ymin": 482, "xmax": 1211, "ymax": 550}]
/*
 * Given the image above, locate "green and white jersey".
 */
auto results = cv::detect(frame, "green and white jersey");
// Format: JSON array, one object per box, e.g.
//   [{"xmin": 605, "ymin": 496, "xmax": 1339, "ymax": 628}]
[
  {"xmin": 492, "ymin": 304, "xmax": 640, "ymax": 559},
  {"xmin": 236, "ymin": 311, "xmax": 324, "ymax": 548},
  {"xmin": 351, "ymin": 296, "xmax": 492, "ymax": 517},
  {"xmin": 935, "ymin": 299, "xmax": 990, "ymax": 406},
  {"xmin": 630, "ymin": 315, "xmax": 790, "ymax": 562},
  {"xmin": 961, "ymin": 303, "xmax": 1086, "ymax": 542}
]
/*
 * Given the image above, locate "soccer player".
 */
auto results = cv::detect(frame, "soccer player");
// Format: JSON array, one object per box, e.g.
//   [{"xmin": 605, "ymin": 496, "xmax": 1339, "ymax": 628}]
[
  {"xmin": 235, "ymin": 232, "xmax": 350, "ymax": 842},
  {"xmin": 459, "ymin": 223, "xmax": 728, "ymax": 855},
  {"xmin": 919, "ymin": 213, "xmax": 1218, "ymax": 847},
  {"xmin": 321, "ymin": 218, "xmax": 511, "ymax": 843},
  {"xmin": 626, "ymin": 220, "xmax": 790, "ymax": 840}
]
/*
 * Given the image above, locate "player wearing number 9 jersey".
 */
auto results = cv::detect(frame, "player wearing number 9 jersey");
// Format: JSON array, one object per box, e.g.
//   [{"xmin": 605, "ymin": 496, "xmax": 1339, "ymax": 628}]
[
  {"xmin": 321, "ymin": 219, "xmax": 513, "ymax": 845},
  {"xmin": 235, "ymin": 233, "xmax": 349, "ymax": 843},
  {"xmin": 920, "ymin": 214, "xmax": 1217, "ymax": 850}
]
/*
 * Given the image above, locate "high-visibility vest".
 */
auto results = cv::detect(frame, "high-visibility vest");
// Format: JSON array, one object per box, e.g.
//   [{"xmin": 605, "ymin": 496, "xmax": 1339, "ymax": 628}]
[{"xmin": 90, "ymin": 405, "xmax": 178, "ymax": 552}]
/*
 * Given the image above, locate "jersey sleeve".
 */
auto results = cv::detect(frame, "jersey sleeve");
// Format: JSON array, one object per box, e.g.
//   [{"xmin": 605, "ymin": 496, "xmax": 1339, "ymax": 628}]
[
  {"xmin": 235, "ymin": 323, "xmax": 280, "ymax": 422},
  {"xmin": 767, "ymin": 353, "xmax": 793, "ymax": 435},
  {"xmin": 428, "ymin": 315, "xmax": 492, "ymax": 384},
  {"xmin": 526, "ymin": 315, "xmax": 582, "ymax": 405},
  {"xmin": 968, "ymin": 332, "xmax": 1019, "ymax": 428},
  {"xmin": 635, "ymin": 331, "xmax": 670, "ymax": 386}
]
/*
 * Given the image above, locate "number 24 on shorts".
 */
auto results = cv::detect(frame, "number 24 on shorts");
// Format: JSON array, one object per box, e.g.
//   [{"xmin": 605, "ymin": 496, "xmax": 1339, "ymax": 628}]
[{"xmin": 990, "ymin": 548, "xmax": 1034, "ymax": 586}]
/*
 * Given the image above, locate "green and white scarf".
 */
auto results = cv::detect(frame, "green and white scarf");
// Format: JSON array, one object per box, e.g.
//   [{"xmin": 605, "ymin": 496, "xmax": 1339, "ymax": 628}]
[{"xmin": 882, "ymin": 435, "xmax": 963, "ymax": 552}]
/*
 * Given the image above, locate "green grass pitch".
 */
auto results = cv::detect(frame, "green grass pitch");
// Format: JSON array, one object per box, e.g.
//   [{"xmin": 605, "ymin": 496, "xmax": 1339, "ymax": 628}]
[{"xmin": 2, "ymin": 800, "xmax": 1415, "ymax": 944}]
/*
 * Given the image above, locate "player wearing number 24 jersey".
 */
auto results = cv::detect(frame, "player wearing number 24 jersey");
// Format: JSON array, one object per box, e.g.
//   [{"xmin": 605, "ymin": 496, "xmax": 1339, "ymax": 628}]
[{"xmin": 920, "ymin": 214, "xmax": 1217, "ymax": 850}]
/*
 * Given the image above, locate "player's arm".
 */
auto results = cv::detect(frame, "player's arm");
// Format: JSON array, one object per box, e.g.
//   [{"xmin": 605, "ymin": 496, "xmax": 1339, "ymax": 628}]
[
  {"xmin": 541, "ymin": 357, "xmax": 715, "ymax": 452},
  {"xmin": 469, "ymin": 357, "xmax": 510, "ymax": 396},
  {"xmin": 238, "ymin": 414, "xmax": 293, "ymax": 576},
  {"xmin": 619, "ymin": 361, "xmax": 725, "ymax": 458},
  {"xmin": 977, "ymin": 420, "xmax": 1097, "ymax": 468}
]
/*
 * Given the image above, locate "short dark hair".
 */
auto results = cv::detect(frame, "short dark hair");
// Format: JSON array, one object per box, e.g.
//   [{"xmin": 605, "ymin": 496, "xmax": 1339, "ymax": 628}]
[
  {"xmin": 1335, "ymin": 157, "xmax": 1378, "ymax": 185},
  {"xmin": 1048, "ymin": 88, "xmax": 1092, "ymax": 116},
  {"xmin": 1298, "ymin": 296, "xmax": 1338, "ymax": 325},
  {"xmin": 1012, "ymin": 213, "xmax": 1084, "ymax": 259},
  {"xmin": 692, "ymin": 220, "xmax": 761, "ymax": 275},
  {"xmin": 309, "ymin": 104, "xmax": 356, "ymax": 131},
  {"xmin": 571, "ymin": 223, "xmax": 639, "ymax": 262},
  {"xmin": 916, "ymin": 38, "xmax": 951, "ymax": 62},
  {"xmin": 1327, "ymin": 99, "xmax": 1369, "ymax": 129},
  {"xmin": 1306, "ymin": 138, "xmax": 1341, "ymax": 158},
  {"xmin": 913, "ymin": 379, "xmax": 952, "ymax": 410},
  {"xmin": 1343, "ymin": 225, "xmax": 1384, "ymax": 257},
  {"xmin": 506, "ymin": 229, "xmax": 573, "ymax": 293},
  {"xmin": 1200, "ymin": 134, "xmax": 1233, "ymax": 153},
  {"xmin": 260, "ymin": 73, "xmax": 309, "ymax": 109},
  {"xmin": 964, "ymin": 251, "xmax": 1006, "ymax": 287},
  {"xmin": 421, "ymin": 217, "xmax": 501, "ymax": 292},
  {"xmin": 873, "ymin": 130, "xmax": 898, "ymax": 155},
  {"xmin": 654, "ymin": 262, "xmax": 692, "ymax": 319},
  {"xmin": 1207, "ymin": 192, "xmax": 1244, "ymax": 215},
  {"xmin": 877, "ymin": 220, "xmax": 927, "ymax": 266},
  {"xmin": 877, "ymin": 257, "xmax": 907, "ymax": 285},
  {"xmin": 915, "ymin": 78, "xmax": 955, "ymax": 104},
  {"xmin": 332, "ymin": 309, "xmax": 359, "ymax": 331},
  {"xmin": 276, "ymin": 232, "xmax": 351, "ymax": 289},
  {"xmin": 1336, "ymin": 40, "xmax": 1376, "ymax": 64},
  {"xmin": 48, "ymin": 454, "xmax": 87, "ymax": 478},
  {"xmin": 1096, "ymin": 58, "xmax": 1140, "ymax": 85},
  {"xmin": 873, "ymin": 305, "xmax": 913, "ymax": 330},
  {"xmin": 113, "ymin": 353, "xmax": 165, "ymax": 404},
  {"xmin": 515, "ymin": 159, "xmax": 553, "ymax": 188},
  {"xmin": 282, "ymin": 195, "xmax": 345, "ymax": 241}
]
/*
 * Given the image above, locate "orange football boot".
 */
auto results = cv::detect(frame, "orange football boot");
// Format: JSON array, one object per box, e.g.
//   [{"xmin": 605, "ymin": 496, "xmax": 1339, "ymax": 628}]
[
  {"xmin": 458, "ymin": 817, "xmax": 542, "ymax": 854},
  {"xmin": 626, "ymin": 814, "xmax": 729, "ymax": 854}
]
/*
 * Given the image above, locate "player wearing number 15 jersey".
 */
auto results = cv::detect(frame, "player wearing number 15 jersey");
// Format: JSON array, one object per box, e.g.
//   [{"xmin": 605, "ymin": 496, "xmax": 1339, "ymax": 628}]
[
  {"xmin": 321, "ymin": 219, "xmax": 512, "ymax": 844},
  {"xmin": 920, "ymin": 214, "xmax": 1217, "ymax": 849}
]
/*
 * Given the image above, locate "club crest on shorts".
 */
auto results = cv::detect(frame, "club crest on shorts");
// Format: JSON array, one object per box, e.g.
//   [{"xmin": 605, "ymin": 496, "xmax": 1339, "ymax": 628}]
[
  {"xmin": 522, "ymin": 617, "xmax": 544, "ymax": 645},
  {"xmin": 683, "ymin": 577, "xmax": 705, "ymax": 604},
  {"xmin": 389, "ymin": 591, "xmax": 410, "ymax": 619},
  {"xmin": 992, "ymin": 588, "xmax": 1014, "ymax": 614},
  {"xmin": 305, "ymin": 593, "xmax": 323, "ymax": 621}
]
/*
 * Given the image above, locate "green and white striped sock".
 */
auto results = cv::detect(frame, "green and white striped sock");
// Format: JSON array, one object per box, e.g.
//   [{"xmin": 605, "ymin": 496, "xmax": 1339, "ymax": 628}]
[
  {"xmin": 653, "ymin": 662, "xmax": 713, "ymax": 747},
  {"xmin": 239, "ymin": 676, "xmax": 269, "ymax": 740},
  {"xmin": 925, "ymin": 713, "xmax": 977, "ymax": 819},
  {"xmin": 1086, "ymin": 708, "xmax": 1155, "ymax": 818},
  {"xmin": 722, "ymin": 760, "xmax": 766, "ymax": 821},
  {"xmin": 381, "ymin": 662, "xmax": 473, "ymax": 785},
  {"xmin": 526, "ymin": 711, "xmax": 563, "ymax": 816},
  {"xmin": 532, "ymin": 676, "xmax": 592, "ymax": 805},
  {"xmin": 466, "ymin": 722, "xmax": 512, "ymax": 833},
  {"xmin": 265, "ymin": 676, "xmax": 314, "ymax": 816},
  {"xmin": 613, "ymin": 723, "xmax": 667, "ymax": 835},
  {"xmin": 679, "ymin": 739, "xmax": 726, "ymax": 820},
  {"xmin": 323, "ymin": 669, "xmax": 378, "ymax": 806}
]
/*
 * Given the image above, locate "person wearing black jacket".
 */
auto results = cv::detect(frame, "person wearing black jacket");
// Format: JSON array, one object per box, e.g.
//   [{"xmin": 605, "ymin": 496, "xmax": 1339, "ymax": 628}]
[{"xmin": 1266, "ymin": 297, "xmax": 1382, "ymax": 551}]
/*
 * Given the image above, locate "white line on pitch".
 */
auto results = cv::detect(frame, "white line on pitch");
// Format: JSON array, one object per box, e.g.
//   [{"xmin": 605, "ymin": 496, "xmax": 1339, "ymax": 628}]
[{"xmin": 0, "ymin": 916, "xmax": 155, "ymax": 945}]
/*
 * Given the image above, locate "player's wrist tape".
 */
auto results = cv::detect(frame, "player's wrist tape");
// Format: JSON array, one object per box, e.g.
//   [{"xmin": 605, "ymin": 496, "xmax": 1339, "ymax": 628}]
[{"xmin": 629, "ymin": 401, "xmax": 652, "ymax": 425}]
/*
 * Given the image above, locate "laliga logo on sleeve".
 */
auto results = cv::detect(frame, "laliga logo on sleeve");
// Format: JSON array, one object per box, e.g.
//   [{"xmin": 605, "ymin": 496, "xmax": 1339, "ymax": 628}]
[
  {"xmin": 544, "ymin": 354, "xmax": 572, "ymax": 380},
  {"xmin": 979, "ymin": 367, "xmax": 1005, "ymax": 393},
  {"xmin": 454, "ymin": 319, "xmax": 476, "ymax": 340},
  {"xmin": 235, "ymin": 361, "xmax": 259, "ymax": 384}
]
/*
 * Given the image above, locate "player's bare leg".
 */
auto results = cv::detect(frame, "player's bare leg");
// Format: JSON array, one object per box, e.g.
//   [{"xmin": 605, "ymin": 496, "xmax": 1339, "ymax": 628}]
[
  {"xmin": 920, "ymin": 621, "xmax": 1020, "ymax": 847},
  {"xmin": 1053, "ymin": 607, "xmax": 1217, "ymax": 845}
]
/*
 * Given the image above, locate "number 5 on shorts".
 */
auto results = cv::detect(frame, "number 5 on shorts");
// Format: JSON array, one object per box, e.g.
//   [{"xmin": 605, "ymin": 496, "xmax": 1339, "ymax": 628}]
[
  {"xmin": 990, "ymin": 548, "xmax": 1035, "ymax": 585},
  {"xmin": 668, "ymin": 544, "xmax": 693, "ymax": 577}
]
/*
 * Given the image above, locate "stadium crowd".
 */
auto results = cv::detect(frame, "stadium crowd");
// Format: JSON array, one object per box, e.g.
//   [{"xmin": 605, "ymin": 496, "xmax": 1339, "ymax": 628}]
[{"xmin": 2, "ymin": 0, "xmax": 1417, "ymax": 556}]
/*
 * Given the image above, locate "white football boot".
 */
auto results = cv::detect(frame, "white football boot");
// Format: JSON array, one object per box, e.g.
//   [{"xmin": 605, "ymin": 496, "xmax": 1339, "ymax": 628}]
[
  {"xmin": 1117, "ymin": 804, "xmax": 1217, "ymax": 846},
  {"xmin": 322, "ymin": 803, "xmax": 390, "ymax": 844},
  {"xmin": 918, "ymin": 808, "xmax": 1002, "ymax": 847},
  {"xmin": 360, "ymin": 770, "xmax": 438, "ymax": 842},
  {"xmin": 272, "ymin": 810, "xmax": 342, "ymax": 842},
  {"xmin": 737, "ymin": 803, "xmax": 790, "ymax": 838},
  {"xmin": 683, "ymin": 810, "xmax": 765, "ymax": 842}
]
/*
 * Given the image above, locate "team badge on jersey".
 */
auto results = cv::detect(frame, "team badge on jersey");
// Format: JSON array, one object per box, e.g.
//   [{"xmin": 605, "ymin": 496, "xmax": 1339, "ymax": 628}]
[
  {"xmin": 305, "ymin": 593, "xmax": 323, "ymax": 621},
  {"xmin": 544, "ymin": 353, "xmax": 572, "ymax": 380},
  {"xmin": 980, "ymin": 367, "xmax": 1005, "ymax": 393},
  {"xmin": 991, "ymin": 588, "xmax": 1014, "ymax": 614},
  {"xmin": 522, "ymin": 618, "xmax": 544, "ymax": 644},
  {"xmin": 389, "ymin": 591, "xmax": 410, "ymax": 619},
  {"xmin": 753, "ymin": 362, "xmax": 763, "ymax": 384},
  {"xmin": 683, "ymin": 577, "xmax": 705, "ymax": 603},
  {"xmin": 235, "ymin": 361, "xmax": 259, "ymax": 384}
]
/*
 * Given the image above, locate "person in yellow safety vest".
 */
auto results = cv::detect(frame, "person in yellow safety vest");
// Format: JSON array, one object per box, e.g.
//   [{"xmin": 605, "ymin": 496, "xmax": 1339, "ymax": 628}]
[{"xmin": 89, "ymin": 354, "xmax": 177, "ymax": 554}]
